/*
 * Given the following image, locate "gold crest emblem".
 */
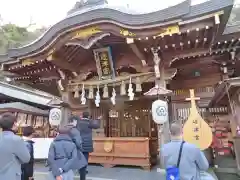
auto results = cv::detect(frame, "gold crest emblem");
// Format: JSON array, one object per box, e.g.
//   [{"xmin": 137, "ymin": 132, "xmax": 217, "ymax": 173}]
[{"xmin": 104, "ymin": 140, "xmax": 113, "ymax": 153}]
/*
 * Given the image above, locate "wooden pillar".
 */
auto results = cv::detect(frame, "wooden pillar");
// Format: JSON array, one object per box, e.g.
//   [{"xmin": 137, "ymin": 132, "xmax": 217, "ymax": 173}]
[
  {"xmin": 150, "ymin": 48, "xmax": 171, "ymax": 166},
  {"xmin": 160, "ymin": 66, "xmax": 171, "ymax": 142},
  {"xmin": 60, "ymin": 91, "xmax": 72, "ymax": 126},
  {"xmin": 158, "ymin": 65, "xmax": 171, "ymax": 168},
  {"xmin": 60, "ymin": 106, "xmax": 71, "ymax": 126}
]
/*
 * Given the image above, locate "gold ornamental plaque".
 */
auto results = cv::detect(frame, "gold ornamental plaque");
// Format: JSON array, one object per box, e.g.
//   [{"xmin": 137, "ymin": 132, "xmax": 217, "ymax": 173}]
[{"xmin": 104, "ymin": 140, "xmax": 113, "ymax": 153}]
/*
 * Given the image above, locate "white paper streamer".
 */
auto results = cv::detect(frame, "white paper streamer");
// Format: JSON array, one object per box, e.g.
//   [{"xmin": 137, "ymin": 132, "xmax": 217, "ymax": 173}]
[{"xmin": 95, "ymin": 85, "xmax": 101, "ymax": 107}]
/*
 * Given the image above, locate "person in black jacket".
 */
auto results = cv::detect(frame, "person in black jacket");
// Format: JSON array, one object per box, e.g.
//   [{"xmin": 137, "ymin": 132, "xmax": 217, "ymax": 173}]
[
  {"xmin": 76, "ymin": 112, "xmax": 101, "ymax": 180},
  {"xmin": 47, "ymin": 126, "xmax": 78, "ymax": 180},
  {"xmin": 21, "ymin": 126, "xmax": 35, "ymax": 180},
  {"xmin": 66, "ymin": 116, "xmax": 87, "ymax": 171}
]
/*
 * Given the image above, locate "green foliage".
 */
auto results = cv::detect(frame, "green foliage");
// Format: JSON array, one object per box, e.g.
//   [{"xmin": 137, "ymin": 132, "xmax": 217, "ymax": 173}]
[{"xmin": 0, "ymin": 23, "xmax": 47, "ymax": 54}]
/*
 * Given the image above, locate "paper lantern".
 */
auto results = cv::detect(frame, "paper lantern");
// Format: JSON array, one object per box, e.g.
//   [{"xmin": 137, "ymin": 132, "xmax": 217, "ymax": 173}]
[
  {"xmin": 151, "ymin": 99, "xmax": 168, "ymax": 124},
  {"xmin": 49, "ymin": 108, "xmax": 62, "ymax": 126}
]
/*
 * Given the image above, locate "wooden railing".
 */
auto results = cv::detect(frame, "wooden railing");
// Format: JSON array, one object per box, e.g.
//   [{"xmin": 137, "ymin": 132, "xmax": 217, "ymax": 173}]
[
  {"xmin": 172, "ymin": 86, "xmax": 215, "ymax": 96},
  {"xmin": 176, "ymin": 106, "xmax": 229, "ymax": 123},
  {"xmin": 171, "ymin": 86, "xmax": 215, "ymax": 102}
]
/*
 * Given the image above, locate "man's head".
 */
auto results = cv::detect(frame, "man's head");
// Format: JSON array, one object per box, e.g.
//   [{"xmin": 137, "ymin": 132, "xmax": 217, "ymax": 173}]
[
  {"xmin": 58, "ymin": 125, "xmax": 72, "ymax": 134},
  {"xmin": 82, "ymin": 111, "xmax": 90, "ymax": 119},
  {"xmin": 69, "ymin": 115, "xmax": 80, "ymax": 126},
  {"xmin": 170, "ymin": 122, "xmax": 183, "ymax": 138},
  {"xmin": 0, "ymin": 113, "xmax": 18, "ymax": 132},
  {"xmin": 22, "ymin": 126, "xmax": 35, "ymax": 138}
]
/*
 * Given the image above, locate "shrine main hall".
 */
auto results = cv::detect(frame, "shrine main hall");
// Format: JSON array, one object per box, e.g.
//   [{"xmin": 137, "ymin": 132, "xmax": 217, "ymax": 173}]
[{"xmin": 1, "ymin": 0, "xmax": 240, "ymax": 179}]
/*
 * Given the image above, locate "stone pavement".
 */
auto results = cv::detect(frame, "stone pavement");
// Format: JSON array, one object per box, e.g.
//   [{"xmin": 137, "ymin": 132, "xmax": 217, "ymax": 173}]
[
  {"xmin": 34, "ymin": 163, "xmax": 166, "ymax": 180},
  {"xmin": 34, "ymin": 163, "xmax": 221, "ymax": 180}
]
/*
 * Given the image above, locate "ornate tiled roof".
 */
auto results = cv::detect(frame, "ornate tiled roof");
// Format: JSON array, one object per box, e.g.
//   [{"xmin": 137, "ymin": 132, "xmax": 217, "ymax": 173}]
[{"xmin": 0, "ymin": 0, "xmax": 234, "ymax": 61}]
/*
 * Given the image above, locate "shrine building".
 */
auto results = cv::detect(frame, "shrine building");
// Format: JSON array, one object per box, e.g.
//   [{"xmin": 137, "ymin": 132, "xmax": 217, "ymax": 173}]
[{"xmin": 1, "ymin": 0, "xmax": 240, "ymax": 176}]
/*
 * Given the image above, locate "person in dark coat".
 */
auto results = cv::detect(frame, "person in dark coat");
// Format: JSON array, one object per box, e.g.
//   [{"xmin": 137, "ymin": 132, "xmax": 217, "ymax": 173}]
[
  {"xmin": 47, "ymin": 126, "xmax": 78, "ymax": 180},
  {"xmin": 66, "ymin": 116, "xmax": 87, "ymax": 170},
  {"xmin": 76, "ymin": 112, "xmax": 101, "ymax": 180},
  {"xmin": 21, "ymin": 126, "xmax": 35, "ymax": 180}
]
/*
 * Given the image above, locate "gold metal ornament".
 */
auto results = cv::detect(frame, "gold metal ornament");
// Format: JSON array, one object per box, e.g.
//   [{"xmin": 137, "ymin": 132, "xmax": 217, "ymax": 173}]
[{"xmin": 104, "ymin": 140, "xmax": 113, "ymax": 153}]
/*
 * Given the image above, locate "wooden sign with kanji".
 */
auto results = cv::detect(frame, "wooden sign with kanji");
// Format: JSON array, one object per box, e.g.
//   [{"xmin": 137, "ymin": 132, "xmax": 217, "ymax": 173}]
[{"xmin": 183, "ymin": 89, "xmax": 213, "ymax": 150}]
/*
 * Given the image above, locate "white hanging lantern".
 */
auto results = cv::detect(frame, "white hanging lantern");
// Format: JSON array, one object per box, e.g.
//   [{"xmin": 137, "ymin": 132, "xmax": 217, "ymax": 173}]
[
  {"xmin": 152, "ymin": 99, "xmax": 168, "ymax": 124},
  {"xmin": 49, "ymin": 108, "xmax": 62, "ymax": 126}
]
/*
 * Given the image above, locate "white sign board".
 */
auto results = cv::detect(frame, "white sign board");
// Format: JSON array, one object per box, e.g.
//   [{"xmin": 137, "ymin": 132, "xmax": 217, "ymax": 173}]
[
  {"xmin": 49, "ymin": 108, "xmax": 61, "ymax": 126},
  {"xmin": 33, "ymin": 138, "xmax": 53, "ymax": 159},
  {"xmin": 152, "ymin": 99, "xmax": 168, "ymax": 124}
]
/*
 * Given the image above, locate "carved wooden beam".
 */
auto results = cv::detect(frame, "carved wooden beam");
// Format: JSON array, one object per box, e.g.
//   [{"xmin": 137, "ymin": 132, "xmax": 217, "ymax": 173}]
[
  {"xmin": 74, "ymin": 71, "xmax": 92, "ymax": 81},
  {"xmin": 66, "ymin": 33, "xmax": 110, "ymax": 49},
  {"xmin": 151, "ymin": 48, "xmax": 161, "ymax": 79},
  {"xmin": 67, "ymin": 68, "xmax": 177, "ymax": 92},
  {"xmin": 95, "ymin": 42, "xmax": 103, "ymax": 48},
  {"xmin": 170, "ymin": 54, "xmax": 226, "ymax": 68},
  {"xmin": 47, "ymin": 55, "xmax": 79, "ymax": 73},
  {"xmin": 210, "ymin": 13, "xmax": 220, "ymax": 45},
  {"xmin": 126, "ymin": 38, "xmax": 147, "ymax": 66}
]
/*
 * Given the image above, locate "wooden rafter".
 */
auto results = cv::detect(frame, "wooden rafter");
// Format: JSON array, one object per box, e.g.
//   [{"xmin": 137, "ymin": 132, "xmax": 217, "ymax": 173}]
[
  {"xmin": 65, "ymin": 46, "xmax": 79, "ymax": 62},
  {"xmin": 126, "ymin": 38, "xmax": 147, "ymax": 66},
  {"xmin": 67, "ymin": 47, "xmax": 83, "ymax": 62},
  {"xmin": 210, "ymin": 13, "xmax": 220, "ymax": 45},
  {"xmin": 48, "ymin": 55, "xmax": 79, "ymax": 73}
]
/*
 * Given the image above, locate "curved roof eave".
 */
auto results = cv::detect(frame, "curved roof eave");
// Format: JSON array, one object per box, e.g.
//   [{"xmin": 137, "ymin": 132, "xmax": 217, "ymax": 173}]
[
  {"xmin": 1, "ymin": 0, "xmax": 234, "ymax": 61},
  {"xmin": 2, "ymin": 0, "xmax": 191, "ymax": 59},
  {"xmin": 0, "ymin": 81, "xmax": 58, "ymax": 107},
  {"xmin": 184, "ymin": 0, "xmax": 233, "ymax": 19}
]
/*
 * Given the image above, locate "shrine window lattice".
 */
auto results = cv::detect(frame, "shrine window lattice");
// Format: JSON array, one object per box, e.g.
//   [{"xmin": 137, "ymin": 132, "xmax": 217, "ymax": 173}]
[{"xmin": 90, "ymin": 101, "xmax": 157, "ymax": 138}]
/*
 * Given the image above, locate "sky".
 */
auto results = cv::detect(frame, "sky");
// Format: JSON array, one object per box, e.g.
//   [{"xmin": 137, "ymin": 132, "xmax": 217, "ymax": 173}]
[{"xmin": 0, "ymin": 0, "xmax": 239, "ymax": 28}]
